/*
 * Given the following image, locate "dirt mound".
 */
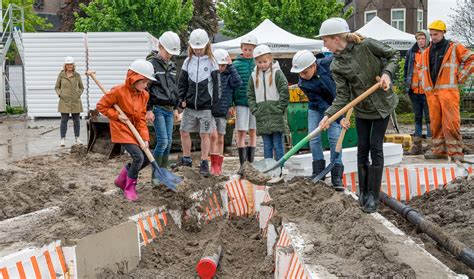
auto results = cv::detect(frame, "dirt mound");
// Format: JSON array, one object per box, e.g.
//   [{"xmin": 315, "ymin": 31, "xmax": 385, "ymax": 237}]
[
  {"xmin": 380, "ymin": 176, "xmax": 474, "ymax": 277},
  {"xmin": 97, "ymin": 218, "xmax": 272, "ymax": 278},
  {"xmin": 270, "ymin": 178, "xmax": 417, "ymax": 278}
]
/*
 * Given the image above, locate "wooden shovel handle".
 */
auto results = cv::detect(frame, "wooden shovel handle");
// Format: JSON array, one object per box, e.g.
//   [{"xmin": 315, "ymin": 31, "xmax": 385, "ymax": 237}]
[
  {"xmin": 326, "ymin": 77, "xmax": 381, "ymax": 124},
  {"xmin": 335, "ymin": 108, "xmax": 353, "ymax": 153},
  {"xmin": 86, "ymin": 71, "xmax": 155, "ymax": 162}
]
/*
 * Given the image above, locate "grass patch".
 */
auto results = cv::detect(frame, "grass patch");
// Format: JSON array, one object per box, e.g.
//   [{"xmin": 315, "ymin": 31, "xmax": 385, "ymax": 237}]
[{"xmin": 6, "ymin": 106, "xmax": 26, "ymax": 115}]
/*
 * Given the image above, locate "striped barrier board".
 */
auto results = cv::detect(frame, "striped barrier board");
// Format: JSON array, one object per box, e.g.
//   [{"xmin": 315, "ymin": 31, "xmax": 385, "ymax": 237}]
[
  {"xmin": 129, "ymin": 208, "xmax": 170, "ymax": 247},
  {"xmin": 341, "ymin": 164, "xmax": 472, "ymax": 201},
  {"xmin": 0, "ymin": 241, "xmax": 69, "ymax": 279}
]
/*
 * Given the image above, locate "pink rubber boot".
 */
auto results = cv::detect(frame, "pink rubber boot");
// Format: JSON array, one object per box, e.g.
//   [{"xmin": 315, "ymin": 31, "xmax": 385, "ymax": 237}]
[
  {"xmin": 124, "ymin": 176, "xmax": 139, "ymax": 201},
  {"xmin": 114, "ymin": 167, "xmax": 128, "ymax": 190}
]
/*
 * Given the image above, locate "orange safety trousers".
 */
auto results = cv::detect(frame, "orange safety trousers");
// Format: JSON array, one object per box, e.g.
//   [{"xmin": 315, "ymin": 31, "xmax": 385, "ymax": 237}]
[
  {"xmin": 420, "ymin": 41, "xmax": 473, "ymax": 159},
  {"xmin": 425, "ymin": 91, "xmax": 463, "ymax": 157}
]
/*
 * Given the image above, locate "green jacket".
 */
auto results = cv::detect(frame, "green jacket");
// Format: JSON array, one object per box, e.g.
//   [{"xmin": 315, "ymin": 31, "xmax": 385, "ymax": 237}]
[
  {"xmin": 248, "ymin": 62, "xmax": 289, "ymax": 135},
  {"xmin": 55, "ymin": 70, "xmax": 84, "ymax": 113},
  {"xmin": 232, "ymin": 54, "xmax": 255, "ymax": 106},
  {"xmin": 325, "ymin": 38, "xmax": 399, "ymax": 120}
]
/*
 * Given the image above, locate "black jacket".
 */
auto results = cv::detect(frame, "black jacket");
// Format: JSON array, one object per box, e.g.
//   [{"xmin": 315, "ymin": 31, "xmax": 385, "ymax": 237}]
[
  {"xmin": 178, "ymin": 55, "xmax": 219, "ymax": 110},
  {"xmin": 298, "ymin": 56, "xmax": 336, "ymax": 112},
  {"xmin": 429, "ymin": 38, "xmax": 450, "ymax": 85},
  {"xmin": 212, "ymin": 64, "xmax": 242, "ymax": 117},
  {"xmin": 146, "ymin": 51, "xmax": 179, "ymax": 111}
]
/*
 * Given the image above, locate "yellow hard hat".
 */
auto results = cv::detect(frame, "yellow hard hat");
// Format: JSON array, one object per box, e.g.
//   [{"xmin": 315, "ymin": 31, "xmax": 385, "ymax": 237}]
[{"xmin": 428, "ymin": 20, "xmax": 447, "ymax": 31}]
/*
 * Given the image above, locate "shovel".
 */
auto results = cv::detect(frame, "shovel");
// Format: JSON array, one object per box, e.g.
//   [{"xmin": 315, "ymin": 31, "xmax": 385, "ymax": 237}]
[
  {"xmin": 259, "ymin": 78, "xmax": 383, "ymax": 174},
  {"xmin": 312, "ymin": 108, "xmax": 353, "ymax": 184},
  {"xmin": 86, "ymin": 71, "xmax": 181, "ymax": 192}
]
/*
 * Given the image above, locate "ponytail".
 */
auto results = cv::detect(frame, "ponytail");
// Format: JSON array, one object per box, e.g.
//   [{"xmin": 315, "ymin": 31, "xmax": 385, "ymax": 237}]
[{"xmin": 339, "ymin": 32, "xmax": 365, "ymax": 44}]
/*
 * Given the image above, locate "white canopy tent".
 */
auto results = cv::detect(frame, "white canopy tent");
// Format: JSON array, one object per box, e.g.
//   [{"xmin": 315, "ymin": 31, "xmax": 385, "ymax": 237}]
[
  {"xmin": 356, "ymin": 16, "xmax": 416, "ymax": 50},
  {"xmin": 212, "ymin": 19, "xmax": 323, "ymax": 54}
]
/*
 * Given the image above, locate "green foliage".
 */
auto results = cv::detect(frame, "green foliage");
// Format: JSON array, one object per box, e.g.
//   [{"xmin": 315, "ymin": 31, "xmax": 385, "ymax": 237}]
[
  {"xmin": 74, "ymin": 0, "xmax": 193, "ymax": 39},
  {"xmin": 392, "ymin": 58, "xmax": 412, "ymax": 114},
  {"xmin": 217, "ymin": 0, "xmax": 350, "ymax": 38},
  {"xmin": 3, "ymin": 0, "xmax": 53, "ymax": 31},
  {"xmin": 6, "ymin": 106, "xmax": 26, "ymax": 115}
]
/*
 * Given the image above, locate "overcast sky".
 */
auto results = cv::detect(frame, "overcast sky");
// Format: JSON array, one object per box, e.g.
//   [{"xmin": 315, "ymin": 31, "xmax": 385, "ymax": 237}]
[{"xmin": 428, "ymin": 0, "xmax": 459, "ymax": 38}]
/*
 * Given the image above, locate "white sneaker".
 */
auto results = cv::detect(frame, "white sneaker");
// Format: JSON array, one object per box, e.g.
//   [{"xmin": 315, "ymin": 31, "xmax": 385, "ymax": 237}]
[
  {"xmin": 60, "ymin": 138, "xmax": 66, "ymax": 147},
  {"xmin": 75, "ymin": 138, "xmax": 82, "ymax": 145}
]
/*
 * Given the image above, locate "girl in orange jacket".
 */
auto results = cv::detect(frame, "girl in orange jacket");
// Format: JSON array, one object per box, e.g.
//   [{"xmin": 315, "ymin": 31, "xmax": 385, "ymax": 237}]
[{"xmin": 97, "ymin": 59, "xmax": 156, "ymax": 201}]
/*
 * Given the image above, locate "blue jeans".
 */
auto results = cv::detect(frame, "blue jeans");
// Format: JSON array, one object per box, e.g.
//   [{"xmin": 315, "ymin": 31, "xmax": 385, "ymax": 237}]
[
  {"xmin": 262, "ymin": 132, "xmax": 284, "ymax": 160},
  {"xmin": 408, "ymin": 91, "xmax": 431, "ymax": 137},
  {"xmin": 308, "ymin": 109, "xmax": 342, "ymax": 164},
  {"xmin": 152, "ymin": 106, "xmax": 174, "ymax": 158}
]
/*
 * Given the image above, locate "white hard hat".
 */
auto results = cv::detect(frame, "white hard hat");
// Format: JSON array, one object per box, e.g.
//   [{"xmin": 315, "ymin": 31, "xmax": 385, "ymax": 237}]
[
  {"xmin": 253, "ymin": 45, "xmax": 271, "ymax": 58},
  {"xmin": 159, "ymin": 31, "xmax": 181, "ymax": 55},
  {"xmin": 241, "ymin": 34, "xmax": 258, "ymax": 45},
  {"xmin": 129, "ymin": 59, "xmax": 156, "ymax": 81},
  {"xmin": 213, "ymin": 49, "xmax": 230, "ymax": 65},
  {"xmin": 291, "ymin": 50, "xmax": 316, "ymax": 73},
  {"xmin": 316, "ymin": 18, "xmax": 350, "ymax": 38},
  {"xmin": 189, "ymin": 28, "xmax": 209, "ymax": 49},
  {"xmin": 64, "ymin": 56, "xmax": 75, "ymax": 64}
]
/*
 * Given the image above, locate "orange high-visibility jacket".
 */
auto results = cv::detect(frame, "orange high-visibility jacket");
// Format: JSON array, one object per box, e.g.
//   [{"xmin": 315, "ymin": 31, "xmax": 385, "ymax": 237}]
[
  {"xmin": 96, "ymin": 70, "xmax": 150, "ymax": 144},
  {"xmin": 420, "ymin": 42, "xmax": 473, "ymax": 94},
  {"xmin": 411, "ymin": 51, "xmax": 423, "ymax": 93}
]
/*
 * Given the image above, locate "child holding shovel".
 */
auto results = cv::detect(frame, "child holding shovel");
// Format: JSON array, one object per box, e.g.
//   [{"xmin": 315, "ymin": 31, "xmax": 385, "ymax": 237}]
[
  {"xmin": 317, "ymin": 18, "xmax": 399, "ymax": 213},
  {"xmin": 247, "ymin": 45, "xmax": 289, "ymax": 161},
  {"xmin": 96, "ymin": 59, "xmax": 156, "ymax": 201},
  {"xmin": 291, "ymin": 50, "xmax": 343, "ymax": 188}
]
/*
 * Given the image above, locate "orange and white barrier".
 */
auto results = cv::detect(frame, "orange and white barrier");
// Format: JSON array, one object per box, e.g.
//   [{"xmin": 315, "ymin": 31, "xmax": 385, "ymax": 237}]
[
  {"xmin": 342, "ymin": 164, "xmax": 472, "ymax": 201},
  {"xmin": 129, "ymin": 208, "xmax": 170, "ymax": 247},
  {"xmin": 0, "ymin": 241, "xmax": 70, "ymax": 279}
]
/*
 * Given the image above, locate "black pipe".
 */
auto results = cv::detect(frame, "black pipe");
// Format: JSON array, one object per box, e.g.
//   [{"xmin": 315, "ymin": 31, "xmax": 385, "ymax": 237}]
[{"xmin": 380, "ymin": 192, "xmax": 474, "ymax": 269}]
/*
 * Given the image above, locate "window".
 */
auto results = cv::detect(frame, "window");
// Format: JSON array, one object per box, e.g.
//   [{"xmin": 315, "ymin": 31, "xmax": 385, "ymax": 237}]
[
  {"xmin": 417, "ymin": 9, "xmax": 424, "ymax": 31},
  {"xmin": 364, "ymin": 10, "xmax": 377, "ymax": 24},
  {"xmin": 391, "ymin": 8, "xmax": 406, "ymax": 32}
]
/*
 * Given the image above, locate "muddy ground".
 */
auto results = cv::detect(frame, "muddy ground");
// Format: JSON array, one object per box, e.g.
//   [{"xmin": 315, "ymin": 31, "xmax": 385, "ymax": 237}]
[
  {"xmin": 380, "ymin": 176, "xmax": 474, "ymax": 278},
  {"xmin": 98, "ymin": 218, "xmax": 272, "ymax": 278},
  {"xmin": 270, "ymin": 179, "xmax": 416, "ymax": 278},
  {"xmin": 0, "ymin": 145, "xmax": 227, "ymax": 247}
]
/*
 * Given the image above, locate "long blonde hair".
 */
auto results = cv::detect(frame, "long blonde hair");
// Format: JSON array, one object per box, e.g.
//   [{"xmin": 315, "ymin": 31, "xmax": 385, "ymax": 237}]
[
  {"xmin": 187, "ymin": 42, "xmax": 215, "ymax": 62},
  {"xmin": 255, "ymin": 53, "xmax": 273, "ymax": 89}
]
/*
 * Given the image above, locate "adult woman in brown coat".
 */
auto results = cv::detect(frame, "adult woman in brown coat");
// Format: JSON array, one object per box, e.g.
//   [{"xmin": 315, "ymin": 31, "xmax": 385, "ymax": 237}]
[{"xmin": 55, "ymin": 56, "xmax": 84, "ymax": 147}]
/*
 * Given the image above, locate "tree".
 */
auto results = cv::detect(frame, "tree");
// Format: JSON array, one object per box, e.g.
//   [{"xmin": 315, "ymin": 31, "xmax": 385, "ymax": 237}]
[
  {"xmin": 57, "ymin": 0, "xmax": 92, "ymax": 32},
  {"xmin": 217, "ymin": 0, "xmax": 351, "ymax": 38},
  {"xmin": 448, "ymin": 0, "xmax": 473, "ymax": 46},
  {"xmin": 189, "ymin": 0, "xmax": 218, "ymax": 41},
  {"xmin": 3, "ymin": 0, "xmax": 52, "ymax": 31},
  {"xmin": 74, "ymin": 0, "xmax": 193, "ymax": 39}
]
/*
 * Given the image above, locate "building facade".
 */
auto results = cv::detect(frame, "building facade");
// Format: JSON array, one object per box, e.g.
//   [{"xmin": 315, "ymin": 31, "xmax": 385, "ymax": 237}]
[{"xmin": 343, "ymin": 0, "xmax": 428, "ymax": 34}]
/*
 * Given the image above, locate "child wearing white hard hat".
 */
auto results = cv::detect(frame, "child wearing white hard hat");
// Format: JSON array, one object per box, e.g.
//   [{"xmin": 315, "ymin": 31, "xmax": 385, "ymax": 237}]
[{"xmin": 247, "ymin": 45, "xmax": 289, "ymax": 162}]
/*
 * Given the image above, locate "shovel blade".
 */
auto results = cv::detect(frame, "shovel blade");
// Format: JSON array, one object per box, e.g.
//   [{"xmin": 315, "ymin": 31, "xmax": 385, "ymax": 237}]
[
  {"xmin": 252, "ymin": 158, "xmax": 282, "ymax": 177},
  {"xmin": 151, "ymin": 162, "xmax": 181, "ymax": 192},
  {"xmin": 312, "ymin": 152, "xmax": 341, "ymax": 183}
]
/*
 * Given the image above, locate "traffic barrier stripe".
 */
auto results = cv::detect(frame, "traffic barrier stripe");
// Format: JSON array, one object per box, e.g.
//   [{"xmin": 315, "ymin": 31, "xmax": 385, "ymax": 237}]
[
  {"xmin": 0, "ymin": 268, "xmax": 9, "ymax": 279},
  {"xmin": 15, "ymin": 261, "xmax": 26, "ymax": 279},
  {"xmin": 424, "ymin": 168, "xmax": 430, "ymax": 193},
  {"xmin": 350, "ymin": 172, "xmax": 356, "ymax": 192},
  {"xmin": 403, "ymin": 168, "xmax": 410, "ymax": 201},
  {"xmin": 137, "ymin": 218, "xmax": 149, "ymax": 245},
  {"xmin": 213, "ymin": 193, "xmax": 223, "ymax": 217},
  {"xmin": 154, "ymin": 214, "xmax": 163, "ymax": 233},
  {"xmin": 29, "ymin": 256, "xmax": 41, "ymax": 279},
  {"xmin": 433, "ymin": 168, "xmax": 439, "ymax": 189},
  {"xmin": 162, "ymin": 211, "xmax": 168, "ymax": 226},
  {"xmin": 43, "ymin": 251, "xmax": 57, "ymax": 279},
  {"xmin": 386, "ymin": 168, "xmax": 392, "ymax": 197},
  {"xmin": 394, "ymin": 167, "xmax": 401, "ymax": 201},
  {"xmin": 146, "ymin": 216, "xmax": 156, "ymax": 239}
]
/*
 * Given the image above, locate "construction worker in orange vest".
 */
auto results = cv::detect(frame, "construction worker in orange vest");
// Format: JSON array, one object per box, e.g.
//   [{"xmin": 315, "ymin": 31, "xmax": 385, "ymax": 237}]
[
  {"xmin": 420, "ymin": 20, "xmax": 473, "ymax": 161},
  {"xmin": 404, "ymin": 30, "xmax": 431, "ymax": 155}
]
